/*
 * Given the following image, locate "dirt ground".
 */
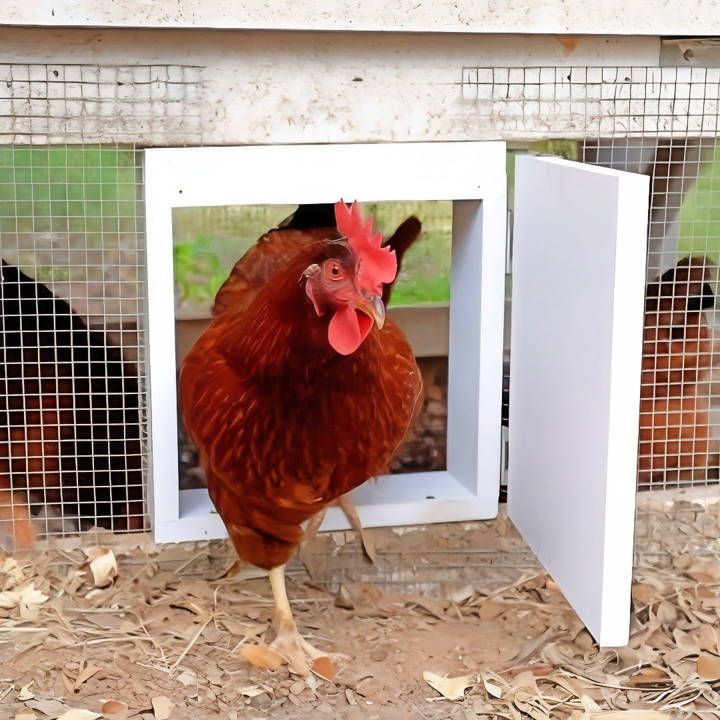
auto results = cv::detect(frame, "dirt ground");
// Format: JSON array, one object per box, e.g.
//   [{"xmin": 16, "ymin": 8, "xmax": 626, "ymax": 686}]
[{"xmin": 2, "ymin": 495, "xmax": 720, "ymax": 720}]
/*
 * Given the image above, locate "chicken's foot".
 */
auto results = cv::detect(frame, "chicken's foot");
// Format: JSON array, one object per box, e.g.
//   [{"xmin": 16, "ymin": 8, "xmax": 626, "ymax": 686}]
[
  {"xmin": 335, "ymin": 494, "xmax": 377, "ymax": 565},
  {"xmin": 302, "ymin": 507, "xmax": 327, "ymax": 542},
  {"xmin": 302, "ymin": 495, "xmax": 377, "ymax": 564},
  {"xmin": 268, "ymin": 565, "xmax": 330, "ymax": 675}
]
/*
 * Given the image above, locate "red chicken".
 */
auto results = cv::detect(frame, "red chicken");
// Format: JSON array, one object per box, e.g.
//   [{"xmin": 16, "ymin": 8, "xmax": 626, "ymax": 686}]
[
  {"xmin": 0, "ymin": 260, "xmax": 144, "ymax": 548},
  {"xmin": 639, "ymin": 256, "xmax": 715, "ymax": 484},
  {"xmin": 180, "ymin": 201, "xmax": 423, "ymax": 673}
]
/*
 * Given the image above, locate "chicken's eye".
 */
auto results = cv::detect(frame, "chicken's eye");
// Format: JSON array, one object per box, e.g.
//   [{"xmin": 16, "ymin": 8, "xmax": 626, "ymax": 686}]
[{"xmin": 325, "ymin": 261, "xmax": 345, "ymax": 280}]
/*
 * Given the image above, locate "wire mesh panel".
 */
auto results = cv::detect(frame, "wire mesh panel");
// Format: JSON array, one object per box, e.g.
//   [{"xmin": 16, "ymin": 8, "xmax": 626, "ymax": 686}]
[
  {"xmin": 462, "ymin": 65, "xmax": 720, "ymax": 492},
  {"xmin": 0, "ymin": 146, "xmax": 146, "ymax": 544},
  {"xmin": 3, "ymin": 59, "xmax": 720, "ymax": 544},
  {"xmin": 0, "ymin": 63, "xmax": 203, "ymax": 546}
]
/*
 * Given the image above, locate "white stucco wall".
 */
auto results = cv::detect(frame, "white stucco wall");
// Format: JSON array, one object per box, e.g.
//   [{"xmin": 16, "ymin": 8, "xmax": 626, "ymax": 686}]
[{"xmin": 0, "ymin": 0, "xmax": 714, "ymax": 36}]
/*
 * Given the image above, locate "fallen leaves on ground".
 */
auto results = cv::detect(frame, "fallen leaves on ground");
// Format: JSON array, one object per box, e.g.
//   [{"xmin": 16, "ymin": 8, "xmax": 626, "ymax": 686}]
[
  {"xmin": 423, "ymin": 670, "xmax": 475, "ymax": 700},
  {"xmin": 0, "ymin": 501, "xmax": 719, "ymax": 718}
]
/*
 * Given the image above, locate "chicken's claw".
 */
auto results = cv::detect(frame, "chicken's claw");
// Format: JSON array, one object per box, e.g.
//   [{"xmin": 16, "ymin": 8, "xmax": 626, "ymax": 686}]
[{"xmin": 269, "ymin": 623, "xmax": 329, "ymax": 676}]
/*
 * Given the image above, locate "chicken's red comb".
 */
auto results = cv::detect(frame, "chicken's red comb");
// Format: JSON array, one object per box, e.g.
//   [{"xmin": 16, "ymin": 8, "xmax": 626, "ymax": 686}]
[{"xmin": 335, "ymin": 200, "xmax": 397, "ymax": 295}]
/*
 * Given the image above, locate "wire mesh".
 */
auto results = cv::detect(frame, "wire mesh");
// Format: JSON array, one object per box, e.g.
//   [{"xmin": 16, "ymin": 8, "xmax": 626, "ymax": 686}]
[
  {"xmin": 3, "ymin": 60, "xmax": 720, "ymax": 544},
  {"xmin": 464, "ymin": 65, "xmax": 720, "ymax": 493},
  {"xmin": 0, "ymin": 63, "xmax": 203, "ymax": 546}
]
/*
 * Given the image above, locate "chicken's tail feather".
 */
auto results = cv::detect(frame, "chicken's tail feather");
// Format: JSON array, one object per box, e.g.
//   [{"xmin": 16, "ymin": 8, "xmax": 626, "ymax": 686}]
[
  {"xmin": 0, "ymin": 485, "xmax": 37, "ymax": 550},
  {"xmin": 382, "ymin": 216, "xmax": 422, "ymax": 305}
]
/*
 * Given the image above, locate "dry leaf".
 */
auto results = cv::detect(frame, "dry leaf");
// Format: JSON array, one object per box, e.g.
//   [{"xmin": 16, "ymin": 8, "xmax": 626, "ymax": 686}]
[
  {"xmin": 581, "ymin": 695, "xmax": 601, "ymax": 712},
  {"xmin": 16, "ymin": 682, "xmax": 34, "ymax": 700},
  {"xmin": 550, "ymin": 674, "xmax": 583, "ymax": 699},
  {"xmin": 86, "ymin": 547, "xmax": 117, "ymax": 587},
  {"xmin": 481, "ymin": 674, "xmax": 504, "ymax": 699},
  {"xmin": 73, "ymin": 664, "xmax": 101, "ymax": 691},
  {"xmin": 151, "ymin": 696, "xmax": 172, "ymax": 720},
  {"xmin": 57, "ymin": 710, "xmax": 102, "ymax": 720},
  {"xmin": 14, "ymin": 712, "xmax": 36, "ymax": 720},
  {"xmin": 687, "ymin": 570, "xmax": 715, "ymax": 584},
  {"xmin": 697, "ymin": 653, "xmax": 720, "ymax": 679},
  {"xmin": 588, "ymin": 713, "xmax": 669, "ymax": 719},
  {"xmin": 479, "ymin": 599, "xmax": 506, "ymax": 621},
  {"xmin": 311, "ymin": 656, "xmax": 339, "ymax": 680},
  {"xmin": 0, "ymin": 582, "xmax": 49, "ymax": 619},
  {"xmin": 631, "ymin": 583, "xmax": 658, "ymax": 605},
  {"xmin": 626, "ymin": 666, "xmax": 671, "ymax": 687},
  {"xmin": 25, "ymin": 699, "xmax": 68, "ymax": 716},
  {"xmin": 100, "ymin": 700, "xmax": 128, "ymax": 716},
  {"xmin": 220, "ymin": 617, "xmax": 268, "ymax": 638},
  {"xmin": 694, "ymin": 624, "xmax": 718, "ymax": 652},
  {"xmin": 239, "ymin": 686, "xmax": 267, "ymax": 698},
  {"xmin": 176, "ymin": 669, "xmax": 197, "ymax": 686},
  {"xmin": 423, "ymin": 671, "xmax": 474, "ymax": 701},
  {"xmin": 240, "ymin": 644, "xmax": 285, "ymax": 670}
]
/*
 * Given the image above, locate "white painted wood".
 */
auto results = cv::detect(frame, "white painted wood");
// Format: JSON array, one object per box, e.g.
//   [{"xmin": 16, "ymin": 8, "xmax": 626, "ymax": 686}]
[
  {"xmin": 508, "ymin": 155, "xmax": 648, "ymax": 647},
  {"xmin": 0, "ymin": 29, "xmax": 660, "ymax": 146},
  {"xmin": 157, "ymin": 473, "xmax": 494, "ymax": 543},
  {"xmin": 0, "ymin": 0, "xmax": 713, "ymax": 35},
  {"xmin": 448, "ymin": 200, "xmax": 504, "ymax": 511},
  {"xmin": 146, "ymin": 142, "xmax": 507, "ymax": 544}
]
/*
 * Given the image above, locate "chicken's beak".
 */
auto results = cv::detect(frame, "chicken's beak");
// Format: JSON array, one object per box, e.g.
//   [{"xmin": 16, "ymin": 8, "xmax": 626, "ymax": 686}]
[{"xmin": 354, "ymin": 293, "xmax": 386, "ymax": 329}]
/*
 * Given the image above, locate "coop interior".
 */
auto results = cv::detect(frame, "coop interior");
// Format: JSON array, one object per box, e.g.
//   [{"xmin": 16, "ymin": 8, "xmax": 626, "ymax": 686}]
[{"xmin": 2, "ymin": 26, "xmax": 720, "ymax": 718}]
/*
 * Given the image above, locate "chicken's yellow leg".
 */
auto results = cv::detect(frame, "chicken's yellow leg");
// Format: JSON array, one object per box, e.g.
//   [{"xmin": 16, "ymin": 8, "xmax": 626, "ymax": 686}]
[{"xmin": 268, "ymin": 565, "xmax": 327, "ymax": 675}]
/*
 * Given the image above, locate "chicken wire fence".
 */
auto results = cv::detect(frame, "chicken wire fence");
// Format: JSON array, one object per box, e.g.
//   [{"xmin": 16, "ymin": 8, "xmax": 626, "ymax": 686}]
[
  {"xmin": 1, "ymin": 61, "xmax": 720, "ymax": 545},
  {"xmin": 462, "ymin": 65, "xmax": 720, "ymax": 495},
  {"xmin": 0, "ymin": 63, "xmax": 203, "ymax": 545}
]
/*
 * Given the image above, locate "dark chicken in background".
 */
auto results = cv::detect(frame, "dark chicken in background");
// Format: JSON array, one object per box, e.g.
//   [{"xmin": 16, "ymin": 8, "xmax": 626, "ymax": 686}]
[
  {"xmin": 0, "ymin": 260, "xmax": 144, "ymax": 547},
  {"xmin": 639, "ymin": 256, "xmax": 717, "ymax": 484},
  {"xmin": 181, "ymin": 201, "xmax": 423, "ymax": 674}
]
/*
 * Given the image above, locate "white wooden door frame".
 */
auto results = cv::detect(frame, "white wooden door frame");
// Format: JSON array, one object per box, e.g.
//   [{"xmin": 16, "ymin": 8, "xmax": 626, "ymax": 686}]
[
  {"xmin": 144, "ymin": 142, "xmax": 507, "ymax": 544},
  {"xmin": 509, "ymin": 154, "xmax": 649, "ymax": 647}
]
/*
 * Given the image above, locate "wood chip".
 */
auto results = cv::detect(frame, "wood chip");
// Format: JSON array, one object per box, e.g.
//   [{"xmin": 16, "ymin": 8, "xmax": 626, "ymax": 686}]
[
  {"xmin": 151, "ymin": 696, "xmax": 172, "ymax": 720},
  {"xmin": 423, "ymin": 671, "xmax": 474, "ymax": 701},
  {"xmin": 240, "ymin": 644, "xmax": 285, "ymax": 671}
]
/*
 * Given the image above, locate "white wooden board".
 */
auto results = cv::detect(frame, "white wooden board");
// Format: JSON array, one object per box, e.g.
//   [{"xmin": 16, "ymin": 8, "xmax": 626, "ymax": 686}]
[
  {"xmin": 0, "ymin": 0, "xmax": 714, "ymax": 35},
  {"xmin": 145, "ymin": 142, "xmax": 507, "ymax": 543},
  {"xmin": 509, "ymin": 155, "xmax": 649, "ymax": 647}
]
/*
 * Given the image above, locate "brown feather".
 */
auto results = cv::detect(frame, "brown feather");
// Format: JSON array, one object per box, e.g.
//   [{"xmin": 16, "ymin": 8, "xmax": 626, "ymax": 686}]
[{"xmin": 181, "ymin": 229, "xmax": 423, "ymax": 570}]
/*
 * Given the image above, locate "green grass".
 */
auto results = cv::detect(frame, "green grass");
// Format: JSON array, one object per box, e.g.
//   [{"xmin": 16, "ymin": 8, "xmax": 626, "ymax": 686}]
[
  {"xmin": 0, "ymin": 145, "xmax": 140, "ymax": 283},
  {"xmin": 173, "ymin": 201, "xmax": 452, "ymax": 313},
  {"xmin": 12, "ymin": 139, "xmax": 719, "ymax": 314},
  {"xmin": 678, "ymin": 143, "xmax": 720, "ymax": 262}
]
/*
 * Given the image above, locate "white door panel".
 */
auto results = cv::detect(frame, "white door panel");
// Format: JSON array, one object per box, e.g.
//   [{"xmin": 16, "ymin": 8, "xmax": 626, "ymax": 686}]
[{"xmin": 509, "ymin": 154, "xmax": 649, "ymax": 646}]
